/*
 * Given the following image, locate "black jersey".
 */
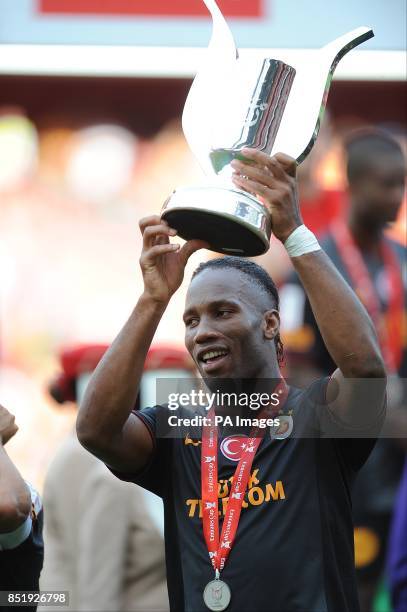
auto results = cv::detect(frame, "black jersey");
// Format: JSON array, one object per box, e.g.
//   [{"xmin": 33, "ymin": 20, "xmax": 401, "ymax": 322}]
[{"xmin": 108, "ymin": 379, "xmax": 383, "ymax": 612}]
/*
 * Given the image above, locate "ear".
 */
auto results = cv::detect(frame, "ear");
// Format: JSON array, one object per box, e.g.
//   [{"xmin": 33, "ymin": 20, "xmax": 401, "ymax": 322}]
[{"xmin": 262, "ymin": 310, "xmax": 280, "ymax": 340}]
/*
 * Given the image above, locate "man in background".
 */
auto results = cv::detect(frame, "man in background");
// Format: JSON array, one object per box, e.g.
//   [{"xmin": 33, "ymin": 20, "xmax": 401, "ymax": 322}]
[
  {"xmin": 40, "ymin": 344, "xmax": 193, "ymax": 611},
  {"xmin": 280, "ymin": 129, "xmax": 406, "ymax": 611},
  {"xmin": 0, "ymin": 404, "xmax": 44, "ymax": 612}
]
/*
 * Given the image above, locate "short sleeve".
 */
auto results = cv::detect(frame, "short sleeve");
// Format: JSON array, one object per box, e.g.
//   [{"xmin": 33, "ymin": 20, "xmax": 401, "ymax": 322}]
[
  {"xmin": 106, "ymin": 406, "xmax": 172, "ymax": 498},
  {"xmin": 308, "ymin": 377, "xmax": 385, "ymax": 472}
]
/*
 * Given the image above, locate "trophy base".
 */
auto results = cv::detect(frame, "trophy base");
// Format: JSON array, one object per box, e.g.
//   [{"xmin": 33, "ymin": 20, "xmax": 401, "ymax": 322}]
[{"xmin": 161, "ymin": 186, "xmax": 271, "ymax": 256}]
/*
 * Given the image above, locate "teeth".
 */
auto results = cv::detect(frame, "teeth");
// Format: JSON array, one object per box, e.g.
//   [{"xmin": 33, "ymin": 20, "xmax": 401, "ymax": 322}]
[{"xmin": 202, "ymin": 350, "xmax": 228, "ymax": 362}]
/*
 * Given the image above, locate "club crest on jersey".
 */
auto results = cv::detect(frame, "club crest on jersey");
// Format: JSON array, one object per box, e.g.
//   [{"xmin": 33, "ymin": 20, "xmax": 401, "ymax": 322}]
[
  {"xmin": 220, "ymin": 435, "xmax": 247, "ymax": 462},
  {"xmin": 269, "ymin": 415, "xmax": 293, "ymax": 440}
]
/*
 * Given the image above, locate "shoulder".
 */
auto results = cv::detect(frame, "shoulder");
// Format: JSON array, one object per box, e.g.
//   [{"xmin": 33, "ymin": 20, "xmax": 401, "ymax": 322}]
[
  {"xmin": 135, "ymin": 403, "xmax": 197, "ymax": 439},
  {"xmin": 288, "ymin": 378, "xmax": 330, "ymax": 412},
  {"xmin": 280, "ymin": 379, "xmax": 329, "ymax": 429}
]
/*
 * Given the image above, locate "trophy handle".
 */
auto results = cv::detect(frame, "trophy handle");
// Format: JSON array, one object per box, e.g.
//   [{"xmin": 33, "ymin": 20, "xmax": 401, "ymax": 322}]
[
  {"xmin": 182, "ymin": 0, "xmax": 238, "ymax": 176},
  {"xmin": 322, "ymin": 27, "xmax": 374, "ymax": 70},
  {"xmin": 202, "ymin": 0, "xmax": 238, "ymax": 59},
  {"xmin": 271, "ymin": 26, "xmax": 374, "ymax": 162}
]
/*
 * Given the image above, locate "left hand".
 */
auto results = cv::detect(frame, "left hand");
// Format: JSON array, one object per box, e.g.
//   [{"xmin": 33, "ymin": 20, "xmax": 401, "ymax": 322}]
[{"xmin": 231, "ymin": 148, "xmax": 303, "ymax": 243}]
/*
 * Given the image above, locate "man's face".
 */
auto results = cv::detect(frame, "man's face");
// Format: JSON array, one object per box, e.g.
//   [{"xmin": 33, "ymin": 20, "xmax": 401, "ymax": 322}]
[
  {"xmin": 351, "ymin": 154, "xmax": 406, "ymax": 227},
  {"xmin": 183, "ymin": 268, "xmax": 278, "ymax": 379}
]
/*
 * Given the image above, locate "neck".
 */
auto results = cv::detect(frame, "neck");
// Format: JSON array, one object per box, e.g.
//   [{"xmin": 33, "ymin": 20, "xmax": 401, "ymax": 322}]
[
  {"xmin": 212, "ymin": 362, "xmax": 282, "ymax": 418},
  {"xmin": 347, "ymin": 207, "xmax": 383, "ymax": 254},
  {"xmin": 257, "ymin": 360, "xmax": 282, "ymax": 382}
]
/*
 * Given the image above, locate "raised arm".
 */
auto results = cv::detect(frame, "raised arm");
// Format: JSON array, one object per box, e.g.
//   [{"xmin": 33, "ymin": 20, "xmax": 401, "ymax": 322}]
[
  {"xmin": 76, "ymin": 215, "xmax": 206, "ymax": 472},
  {"xmin": 231, "ymin": 149, "xmax": 386, "ymax": 426},
  {"xmin": 0, "ymin": 405, "xmax": 31, "ymax": 534}
]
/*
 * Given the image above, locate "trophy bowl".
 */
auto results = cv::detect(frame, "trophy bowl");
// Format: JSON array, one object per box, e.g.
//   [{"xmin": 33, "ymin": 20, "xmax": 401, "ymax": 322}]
[{"xmin": 163, "ymin": 185, "xmax": 271, "ymax": 256}]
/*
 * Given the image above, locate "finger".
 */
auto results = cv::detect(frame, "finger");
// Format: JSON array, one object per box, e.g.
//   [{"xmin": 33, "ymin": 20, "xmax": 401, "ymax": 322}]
[
  {"xmin": 272, "ymin": 153, "xmax": 298, "ymax": 178},
  {"xmin": 141, "ymin": 243, "xmax": 180, "ymax": 265},
  {"xmin": 143, "ymin": 224, "xmax": 177, "ymax": 249},
  {"xmin": 155, "ymin": 233, "xmax": 170, "ymax": 246},
  {"xmin": 231, "ymin": 160, "xmax": 275, "ymax": 189},
  {"xmin": 231, "ymin": 174, "xmax": 259, "ymax": 198},
  {"xmin": 231, "ymin": 174, "xmax": 258, "ymax": 198},
  {"xmin": 240, "ymin": 147, "xmax": 275, "ymax": 171},
  {"xmin": 231, "ymin": 175, "xmax": 273, "ymax": 201},
  {"xmin": 234, "ymin": 173, "xmax": 297, "ymax": 214},
  {"xmin": 179, "ymin": 239, "xmax": 209, "ymax": 264},
  {"xmin": 139, "ymin": 215, "xmax": 169, "ymax": 235},
  {"xmin": 241, "ymin": 148, "xmax": 298, "ymax": 180}
]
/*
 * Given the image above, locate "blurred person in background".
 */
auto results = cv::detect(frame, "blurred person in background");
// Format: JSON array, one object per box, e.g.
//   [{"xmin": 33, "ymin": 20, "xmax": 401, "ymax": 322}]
[
  {"xmin": 0, "ymin": 404, "xmax": 44, "ymax": 612},
  {"xmin": 256, "ymin": 111, "xmax": 345, "ymax": 286},
  {"xmin": 280, "ymin": 128, "xmax": 407, "ymax": 611},
  {"xmin": 40, "ymin": 344, "xmax": 195, "ymax": 612}
]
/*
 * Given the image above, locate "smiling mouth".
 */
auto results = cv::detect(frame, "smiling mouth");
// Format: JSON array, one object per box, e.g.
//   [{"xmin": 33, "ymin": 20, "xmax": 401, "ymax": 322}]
[{"xmin": 200, "ymin": 349, "xmax": 229, "ymax": 366}]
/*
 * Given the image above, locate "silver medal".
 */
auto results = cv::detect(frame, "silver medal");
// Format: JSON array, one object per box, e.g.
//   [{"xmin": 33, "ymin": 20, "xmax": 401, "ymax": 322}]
[{"xmin": 203, "ymin": 579, "xmax": 231, "ymax": 611}]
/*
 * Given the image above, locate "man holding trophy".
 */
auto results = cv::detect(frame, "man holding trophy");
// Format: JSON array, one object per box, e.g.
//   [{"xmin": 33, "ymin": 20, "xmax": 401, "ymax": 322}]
[
  {"xmin": 77, "ymin": 145, "xmax": 386, "ymax": 611},
  {"xmin": 76, "ymin": 3, "xmax": 385, "ymax": 610}
]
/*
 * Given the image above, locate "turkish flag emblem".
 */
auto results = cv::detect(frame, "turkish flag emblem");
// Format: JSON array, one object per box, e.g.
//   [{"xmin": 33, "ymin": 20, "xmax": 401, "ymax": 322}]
[{"xmin": 220, "ymin": 435, "xmax": 247, "ymax": 462}]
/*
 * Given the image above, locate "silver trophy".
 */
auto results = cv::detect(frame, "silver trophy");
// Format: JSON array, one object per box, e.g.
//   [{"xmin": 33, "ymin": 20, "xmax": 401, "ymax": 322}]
[{"xmin": 161, "ymin": 0, "xmax": 373, "ymax": 256}]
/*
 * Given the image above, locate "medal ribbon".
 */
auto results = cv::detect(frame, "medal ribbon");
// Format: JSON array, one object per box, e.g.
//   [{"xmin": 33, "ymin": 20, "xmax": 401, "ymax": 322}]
[
  {"xmin": 201, "ymin": 380, "xmax": 288, "ymax": 576},
  {"xmin": 332, "ymin": 220, "xmax": 404, "ymax": 373}
]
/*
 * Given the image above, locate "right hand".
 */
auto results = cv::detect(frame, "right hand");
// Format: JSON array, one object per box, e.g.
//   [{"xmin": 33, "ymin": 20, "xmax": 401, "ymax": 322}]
[
  {"xmin": 139, "ymin": 215, "xmax": 208, "ymax": 304},
  {"xmin": 0, "ymin": 405, "xmax": 18, "ymax": 445},
  {"xmin": 231, "ymin": 150, "xmax": 302, "ymax": 243}
]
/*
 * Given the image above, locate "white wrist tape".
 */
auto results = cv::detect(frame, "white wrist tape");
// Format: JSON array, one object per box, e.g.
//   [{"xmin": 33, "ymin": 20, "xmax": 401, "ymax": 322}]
[{"xmin": 284, "ymin": 225, "xmax": 321, "ymax": 258}]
